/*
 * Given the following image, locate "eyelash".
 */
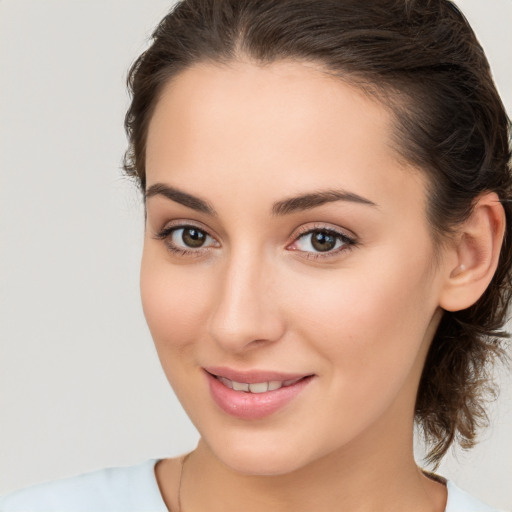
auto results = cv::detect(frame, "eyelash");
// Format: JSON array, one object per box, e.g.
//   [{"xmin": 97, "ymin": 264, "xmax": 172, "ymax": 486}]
[
  {"xmin": 153, "ymin": 224, "xmax": 218, "ymax": 258},
  {"xmin": 153, "ymin": 222, "xmax": 357, "ymax": 260},
  {"xmin": 289, "ymin": 224, "xmax": 357, "ymax": 260}
]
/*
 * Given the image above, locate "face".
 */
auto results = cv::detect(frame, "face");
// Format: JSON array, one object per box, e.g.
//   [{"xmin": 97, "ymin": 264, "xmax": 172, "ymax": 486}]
[{"xmin": 141, "ymin": 60, "xmax": 449, "ymax": 475}]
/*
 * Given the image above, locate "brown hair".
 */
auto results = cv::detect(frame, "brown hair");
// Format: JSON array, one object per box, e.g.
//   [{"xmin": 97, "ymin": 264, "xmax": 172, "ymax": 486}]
[{"xmin": 123, "ymin": 0, "xmax": 512, "ymax": 467}]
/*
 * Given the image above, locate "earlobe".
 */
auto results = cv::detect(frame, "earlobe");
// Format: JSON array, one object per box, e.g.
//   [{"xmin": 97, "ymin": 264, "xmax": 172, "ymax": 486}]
[{"xmin": 439, "ymin": 192, "xmax": 506, "ymax": 312}]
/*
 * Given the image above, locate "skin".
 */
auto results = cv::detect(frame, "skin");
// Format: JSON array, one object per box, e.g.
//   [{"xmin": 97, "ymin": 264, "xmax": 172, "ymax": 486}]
[{"xmin": 140, "ymin": 59, "xmax": 503, "ymax": 512}]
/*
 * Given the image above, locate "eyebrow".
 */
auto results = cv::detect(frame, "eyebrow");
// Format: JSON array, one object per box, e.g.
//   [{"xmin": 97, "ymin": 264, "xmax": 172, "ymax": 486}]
[
  {"xmin": 145, "ymin": 183, "xmax": 377, "ymax": 216},
  {"xmin": 145, "ymin": 183, "xmax": 217, "ymax": 216},
  {"xmin": 271, "ymin": 189, "xmax": 377, "ymax": 215}
]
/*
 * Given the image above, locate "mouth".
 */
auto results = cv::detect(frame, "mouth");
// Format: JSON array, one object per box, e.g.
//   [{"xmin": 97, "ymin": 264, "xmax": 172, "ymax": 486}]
[
  {"xmin": 204, "ymin": 368, "xmax": 315, "ymax": 420},
  {"xmin": 209, "ymin": 373, "xmax": 307, "ymax": 393}
]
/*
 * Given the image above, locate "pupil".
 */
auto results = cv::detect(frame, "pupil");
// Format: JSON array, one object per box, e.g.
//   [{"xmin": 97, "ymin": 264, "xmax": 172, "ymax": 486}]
[
  {"xmin": 311, "ymin": 231, "xmax": 336, "ymax": 252},
  {"xmin": 182, "ymin": 228, "xmax": 206, "ymax": 248}
]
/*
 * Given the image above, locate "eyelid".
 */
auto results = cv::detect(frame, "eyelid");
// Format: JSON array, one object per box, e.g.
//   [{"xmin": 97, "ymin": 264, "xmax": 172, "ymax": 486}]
[
  {"xmin": 286, "ymin": 222, "xmax": 358, "ymax": 259},
  {"xmin": 290, "ymin": 222, "xmax": 357, "ymax": 241},
  {"xmin": 152, "ymin": 220, "xmax": 220, "ymax": 255},
  {"xmin": 153, "ymin": 217, "xmax": 216, "ymax": 235},
  {"xmin": 152, "ymin": 219, "xmax": 357, "ymax": 260}
]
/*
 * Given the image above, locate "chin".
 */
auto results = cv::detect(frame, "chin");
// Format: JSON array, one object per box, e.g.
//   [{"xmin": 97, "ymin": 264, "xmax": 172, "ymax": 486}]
[{"xmin": 206, "ymin": 436, "xmax": 319, "ymax": 476}]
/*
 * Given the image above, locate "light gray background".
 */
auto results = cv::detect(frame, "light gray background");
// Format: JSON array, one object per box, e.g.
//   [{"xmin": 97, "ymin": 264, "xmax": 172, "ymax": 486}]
[{"xmin": 0, "ymin": 0, "xmax": 511, "ymax": 508}]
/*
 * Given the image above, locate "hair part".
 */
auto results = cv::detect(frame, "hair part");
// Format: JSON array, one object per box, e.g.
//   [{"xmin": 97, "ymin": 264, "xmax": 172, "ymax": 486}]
[{"xmin": 123, "ymin": 0, "xmax": 512, "ymax": 467}]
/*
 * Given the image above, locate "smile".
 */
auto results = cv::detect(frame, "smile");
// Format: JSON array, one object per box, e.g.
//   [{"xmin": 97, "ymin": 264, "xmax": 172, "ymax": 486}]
[
  {"xmin": 216, "ymin": 376, "xmax": 304, "ymax": 393},
  {"xmin": 204, "ymin": 368, "xmax": 314, "ymax": 420}
]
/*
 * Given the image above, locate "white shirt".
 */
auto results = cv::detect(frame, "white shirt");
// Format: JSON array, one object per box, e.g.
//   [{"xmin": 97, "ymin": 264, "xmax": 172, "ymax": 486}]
[{"xmin": 0, "ymin": 459, "xmax": 505, "ymax": 512}]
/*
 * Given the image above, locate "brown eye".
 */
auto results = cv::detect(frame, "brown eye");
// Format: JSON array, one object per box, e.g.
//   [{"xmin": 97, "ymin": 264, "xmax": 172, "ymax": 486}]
[
  {"xmin": 180, "ymin": 228, "xmax": 207, "ymax": 248},
  {"xmin": 154, "ymin": 223, "xmax": 220, "ymax": 256},
  {"xmin": 157, "ymin": 226, "xmax": 219, "ymax": 253},
  {"xmin": 289, "ymin": 227, "xmax": 355, "ymax": 257},
  {"xmin": 310, "ymin": 231, "xmax": 337, "ymax": 252}
]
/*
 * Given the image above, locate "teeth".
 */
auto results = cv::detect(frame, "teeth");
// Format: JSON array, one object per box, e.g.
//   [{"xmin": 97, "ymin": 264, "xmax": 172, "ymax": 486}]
[
  {"xmin": 232, "ymin": 381, "xmax": 250, "ymax": 391},
  {"xmin": 268, "ymin": 381, "xmax": 283, "ymax": 391},
  {"xmin": 216, "ymin": 376, "xmax": 302, "ymax": 393},
  {"xmin": 248, "ymin": 382, "xmax": 268, "ymax": 393},
  {"xmin": 219, "ymin": 377, "xmax": 233, "ymax": 389}
]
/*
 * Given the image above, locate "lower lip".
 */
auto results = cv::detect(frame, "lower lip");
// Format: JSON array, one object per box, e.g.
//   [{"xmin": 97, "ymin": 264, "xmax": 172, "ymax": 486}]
[{"xmin": 206, "ymin": 372, "xmax": 313, "ymax": 420}]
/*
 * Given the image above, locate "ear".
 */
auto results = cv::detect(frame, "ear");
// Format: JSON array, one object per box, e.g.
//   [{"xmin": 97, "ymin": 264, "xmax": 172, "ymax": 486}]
[{"xmin": 439, "ymin": 192, "xmax": 506, "ymax": 312}]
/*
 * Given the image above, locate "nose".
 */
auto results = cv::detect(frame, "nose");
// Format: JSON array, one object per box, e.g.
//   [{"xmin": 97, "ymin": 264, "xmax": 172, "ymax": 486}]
[{"xmin": 207, "ymin": 249, "xmax": 286, "ymax": 354}]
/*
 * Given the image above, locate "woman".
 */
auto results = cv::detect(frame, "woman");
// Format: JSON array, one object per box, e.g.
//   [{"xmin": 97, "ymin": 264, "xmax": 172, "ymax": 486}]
[{"xmin": 1, "ymin": 0, "xmax": 510, "ymax": 511}]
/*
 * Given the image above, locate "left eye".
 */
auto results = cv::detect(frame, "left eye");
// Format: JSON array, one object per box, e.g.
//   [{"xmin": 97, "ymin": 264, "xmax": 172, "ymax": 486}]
[{"xmin": 291, "ymin": 230, "xmax": 349, "ymax": 253}]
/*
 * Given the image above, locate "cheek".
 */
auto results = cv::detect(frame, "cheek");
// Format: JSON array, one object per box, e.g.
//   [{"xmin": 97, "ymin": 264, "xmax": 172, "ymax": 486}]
[
  {"xmin": 277, "ymin": 256, "xmax": 439, "ymax": 447},
  {"xmin": 140, "ymin": 248, "xmax": 211, "ymax": 353},
  {"xmin": 286, "ymin": 249, "xmax": 438, "ymax": 387}
]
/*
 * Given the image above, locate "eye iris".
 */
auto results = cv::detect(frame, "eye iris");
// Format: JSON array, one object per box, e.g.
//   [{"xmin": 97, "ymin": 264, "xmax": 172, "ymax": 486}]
[
  {"xmin": 311, "ymin": 231, "xmax": 336, "ymax": 252},
  {"xmin": 182, "ymin": 228, "xmax": 206, "ymax": 248}
]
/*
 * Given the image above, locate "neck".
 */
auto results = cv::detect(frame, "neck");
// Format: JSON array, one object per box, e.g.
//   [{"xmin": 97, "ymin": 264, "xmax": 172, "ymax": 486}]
[{"xmin": 180, "ymin": 421, "xmax": 446, "ymax": 512}]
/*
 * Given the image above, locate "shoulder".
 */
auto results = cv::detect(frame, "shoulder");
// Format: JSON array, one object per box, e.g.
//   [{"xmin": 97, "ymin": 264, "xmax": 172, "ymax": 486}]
[
  {"xmin": 446, "ymin": 480, "xmax": 507, "ymax": 512},
  {"xmin": 0, "ymin": 459, "xmax": 167, "ymax": 512}
]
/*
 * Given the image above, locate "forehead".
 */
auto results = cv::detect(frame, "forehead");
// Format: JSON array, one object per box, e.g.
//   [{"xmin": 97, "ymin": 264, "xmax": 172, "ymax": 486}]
[
  {"xmin": 145, "ymin": 59, "xmax": 427, "ymax": 219},
  {"xmin": 147, "ymin": 59, "xmax": 394, "ymax": 169}
]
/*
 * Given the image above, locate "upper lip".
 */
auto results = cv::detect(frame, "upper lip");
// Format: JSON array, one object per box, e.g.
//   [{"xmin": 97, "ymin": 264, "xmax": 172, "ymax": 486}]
[{"xmin": 204, "ymin": 366, "xmax": 313, "ymax": 384}]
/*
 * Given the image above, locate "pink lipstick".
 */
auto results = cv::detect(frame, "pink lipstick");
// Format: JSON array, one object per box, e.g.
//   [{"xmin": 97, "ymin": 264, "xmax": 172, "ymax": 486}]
[{"xmin": 204, "ymin": 367, "xmax": 314, "ymax": 420}]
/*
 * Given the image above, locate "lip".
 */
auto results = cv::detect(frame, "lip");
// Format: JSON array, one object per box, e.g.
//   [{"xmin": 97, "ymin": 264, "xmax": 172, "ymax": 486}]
[
  {"xmin": 204, "ymin": 367, "xmax": 314, "ymax": 420},
  {"xmin": 204, "ymin": 366, "xmax": 309, "ymax": 384}
]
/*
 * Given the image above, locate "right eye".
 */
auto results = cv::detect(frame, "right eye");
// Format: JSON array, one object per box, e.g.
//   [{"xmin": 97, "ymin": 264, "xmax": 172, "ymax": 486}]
[
  {"xmin": 171, "ymin": 227, "xmax": 210, "ymax": 248},
  {"xmin": 154, "ymin": 225, "xmax": 220, "ymax": 256}
]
